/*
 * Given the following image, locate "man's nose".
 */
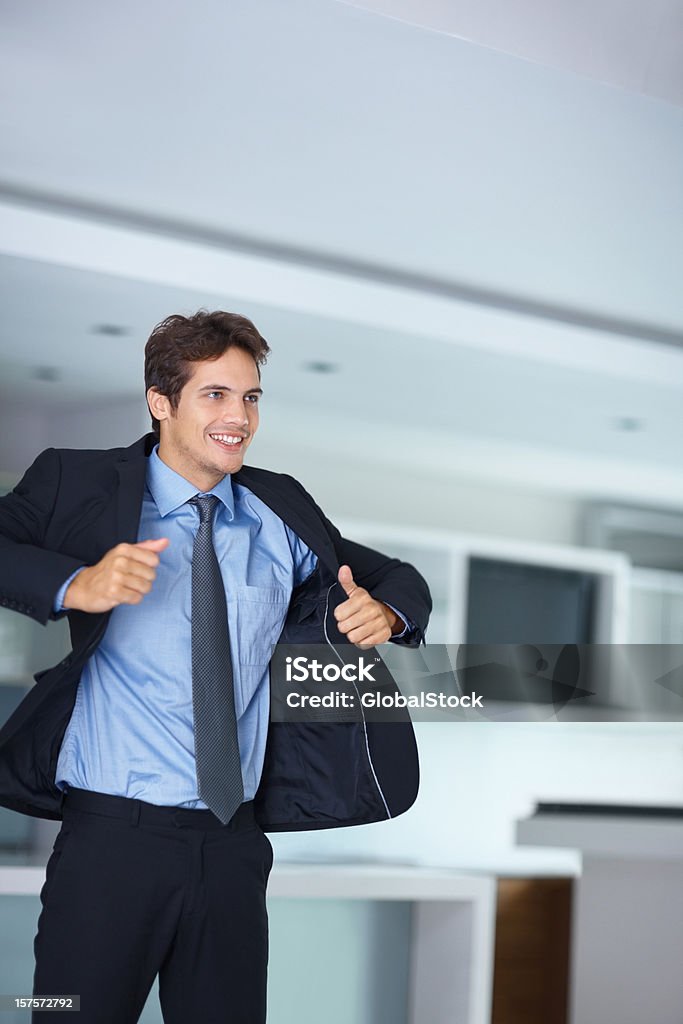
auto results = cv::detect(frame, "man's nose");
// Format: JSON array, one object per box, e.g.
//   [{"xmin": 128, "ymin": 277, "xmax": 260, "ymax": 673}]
[{"xmin": 220, "ymin": 397, "xmax": 249, "ymax": 425}]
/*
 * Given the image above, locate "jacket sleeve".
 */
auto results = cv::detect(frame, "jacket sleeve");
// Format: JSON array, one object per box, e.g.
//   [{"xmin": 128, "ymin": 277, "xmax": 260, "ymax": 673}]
[
  {"xmin": 0, "ymin": 448, "xmax": 86, "ymax": 625},
  {"xmin": 284, "ymin": 475, "xmax": 432, "ymax": 644}
]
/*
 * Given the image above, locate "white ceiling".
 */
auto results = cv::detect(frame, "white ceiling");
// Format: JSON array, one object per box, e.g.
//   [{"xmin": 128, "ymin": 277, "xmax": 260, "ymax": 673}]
[
  {"xmin": 0, "ymin": 0, "xmax": 681, "ymax": 506},
  {"xmin": 342, "ymin": 0, "xmax": 683, "ymax": 107}
]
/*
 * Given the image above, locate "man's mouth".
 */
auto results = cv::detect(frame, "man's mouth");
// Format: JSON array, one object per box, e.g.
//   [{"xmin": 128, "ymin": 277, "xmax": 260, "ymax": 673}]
[{"xmin": 208, "ymin": 432, "xmax": 246, "ymax": 451}]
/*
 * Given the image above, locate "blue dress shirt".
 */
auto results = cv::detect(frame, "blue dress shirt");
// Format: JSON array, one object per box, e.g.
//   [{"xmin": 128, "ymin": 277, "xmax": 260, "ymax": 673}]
[{"xmin": 55, "ymin": 445, "xmax": 318, "ymax": 806}]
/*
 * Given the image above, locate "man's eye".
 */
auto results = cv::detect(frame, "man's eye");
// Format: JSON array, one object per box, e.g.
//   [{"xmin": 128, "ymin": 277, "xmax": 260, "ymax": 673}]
[
  {"xmin": 207, "ymin": 391, "xmax": 223, "ymax": 399},
  {"xmin": 245, "ymin": 394, "xmax": 260, "ymax": 404}
]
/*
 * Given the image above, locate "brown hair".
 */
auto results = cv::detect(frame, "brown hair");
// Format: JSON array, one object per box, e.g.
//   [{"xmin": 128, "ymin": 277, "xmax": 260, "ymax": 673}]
[{"xmin": 144, "ymin": 310, "xmax": 270, "ymax": 436}]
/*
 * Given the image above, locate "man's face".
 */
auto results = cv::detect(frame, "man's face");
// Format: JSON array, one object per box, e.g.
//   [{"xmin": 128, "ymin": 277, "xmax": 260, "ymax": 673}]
[{"xmin": 148, "ymin": 347, "xmax": 261, "ymax": 490}]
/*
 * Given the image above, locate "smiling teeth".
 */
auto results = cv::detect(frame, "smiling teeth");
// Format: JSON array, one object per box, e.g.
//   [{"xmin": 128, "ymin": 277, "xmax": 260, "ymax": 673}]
[{"xmin": 210, "ymin": 434, "xmax": 242, "ymax": 444}]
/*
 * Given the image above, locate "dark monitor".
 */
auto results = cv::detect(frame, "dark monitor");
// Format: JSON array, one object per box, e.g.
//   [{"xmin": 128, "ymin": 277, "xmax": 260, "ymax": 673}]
[
  {"xmin": 466, "ymin": 557, "xmax": 596, "ymax": 645},
  {"xmin": 462, "ymin": 558, "xmax": 598, "ymax": 707}
]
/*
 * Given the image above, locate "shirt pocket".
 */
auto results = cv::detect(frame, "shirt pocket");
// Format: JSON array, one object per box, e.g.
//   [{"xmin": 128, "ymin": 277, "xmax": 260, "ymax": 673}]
[{"xmin": 233, "ymin": 585, "xmax": 290, "ymax": 667}]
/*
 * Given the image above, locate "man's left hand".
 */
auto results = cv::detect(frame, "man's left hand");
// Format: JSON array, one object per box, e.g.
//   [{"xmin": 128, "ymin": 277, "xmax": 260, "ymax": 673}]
[{"xmin": 334, "ymin": 565, "xmax": 402, "ymax": 650}]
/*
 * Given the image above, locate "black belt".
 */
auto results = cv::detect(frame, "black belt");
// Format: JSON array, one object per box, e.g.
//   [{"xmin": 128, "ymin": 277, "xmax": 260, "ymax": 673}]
[{"xmin": 62, "ymin": 786, "xmax": 256, "ymax": 831}]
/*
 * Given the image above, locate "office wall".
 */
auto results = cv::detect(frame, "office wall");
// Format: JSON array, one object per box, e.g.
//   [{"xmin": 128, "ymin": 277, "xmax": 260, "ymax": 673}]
[
  {"xmin": 258, "ymin": 440, "xmax": 584, "ymax": 546},
  {"xmin": 0, "ymin": 397, "xmax": 148, "ymax": 478},
  {"xmin": 0, "ymin": 400, "xmax": 50, "ymax": 480}
]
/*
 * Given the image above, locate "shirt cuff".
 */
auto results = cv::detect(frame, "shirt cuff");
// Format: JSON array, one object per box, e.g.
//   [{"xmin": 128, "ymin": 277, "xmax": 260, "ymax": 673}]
[
  {"xmin": 383, "ymin": 602, "xmax": 412, "ymax": 641},
  {"xmin": 54, "ymin": 567, "xmax": 86, "ymax": 614}
]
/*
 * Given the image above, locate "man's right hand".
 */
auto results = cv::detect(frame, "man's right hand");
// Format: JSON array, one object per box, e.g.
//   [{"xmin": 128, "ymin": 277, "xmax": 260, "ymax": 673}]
[{"xmin": 63, "ymin": 538, "xmax": 170, "ymax": 613}]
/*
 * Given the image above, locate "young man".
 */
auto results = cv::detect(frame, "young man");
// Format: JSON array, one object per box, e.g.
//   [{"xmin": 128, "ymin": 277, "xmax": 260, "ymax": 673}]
[{"xmin": 0, "ymin": 310, "xmax": 431, "ymax": 1024}]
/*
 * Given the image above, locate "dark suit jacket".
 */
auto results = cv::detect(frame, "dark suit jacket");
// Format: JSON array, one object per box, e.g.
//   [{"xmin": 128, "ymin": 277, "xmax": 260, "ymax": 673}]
[{"xmin": 0, "ymin": 433, "xmax": 431, "ymax": 830}]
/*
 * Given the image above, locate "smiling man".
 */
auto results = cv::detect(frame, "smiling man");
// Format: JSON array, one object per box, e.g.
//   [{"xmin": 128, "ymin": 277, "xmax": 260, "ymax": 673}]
[
  {"xmin": 150, "ymin": 345, "xmax": 263, "ymax": 487},
  {"xmin": 0, "ymin": 310, "xmax": 431, "ymax": 1024}
]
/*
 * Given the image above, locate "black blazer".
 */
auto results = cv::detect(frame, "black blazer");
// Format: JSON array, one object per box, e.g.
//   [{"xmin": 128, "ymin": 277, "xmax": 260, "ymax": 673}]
[{"xmin": 0, "ymin": 433, "xmax": 431, "ymax": 830}]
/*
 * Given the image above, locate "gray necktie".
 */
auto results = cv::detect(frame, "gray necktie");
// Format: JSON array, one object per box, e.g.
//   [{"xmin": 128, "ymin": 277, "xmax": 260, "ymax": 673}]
[{"xmin": 190, "ymin": 494, "xmax": 243, "ymax": 824}]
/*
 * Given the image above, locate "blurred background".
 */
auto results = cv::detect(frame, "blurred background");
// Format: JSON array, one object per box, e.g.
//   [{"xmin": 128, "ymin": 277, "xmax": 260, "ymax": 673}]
[{"xmin": 1, "ymin": 1, "xmax": 682, "ymax": 1022}]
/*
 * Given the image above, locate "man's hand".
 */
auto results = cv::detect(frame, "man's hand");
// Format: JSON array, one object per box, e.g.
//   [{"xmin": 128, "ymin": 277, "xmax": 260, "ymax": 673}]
[
  {"xmin": 333, "ymin": 564, "xmax": 402, "ymax": 650},
  {"xmin": 63, "ymin": 538, "xmax": 170, "ymax": 613}
]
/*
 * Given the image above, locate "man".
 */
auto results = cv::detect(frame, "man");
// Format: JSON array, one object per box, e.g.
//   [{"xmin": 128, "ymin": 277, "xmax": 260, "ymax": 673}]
[{"xmin": 0, "ymin": 310, "xmax": 431, "ymax": 1023}]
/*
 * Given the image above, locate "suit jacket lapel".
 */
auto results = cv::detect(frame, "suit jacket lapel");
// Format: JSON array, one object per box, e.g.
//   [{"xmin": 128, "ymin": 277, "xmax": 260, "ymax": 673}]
[
  {"xmin": 234, "ymin": 466, "xmax": 339, "ymax": 574},
  {"xmin": 115, "ymin": 434, "xmax": 155, "ymax": 544}
]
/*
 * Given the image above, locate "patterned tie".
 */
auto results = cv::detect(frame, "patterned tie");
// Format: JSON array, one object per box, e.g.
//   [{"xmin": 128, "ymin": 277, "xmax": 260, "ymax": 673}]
[{"xmin": 190, "ymin": 494, "xmax": 243, "ymax": 824}]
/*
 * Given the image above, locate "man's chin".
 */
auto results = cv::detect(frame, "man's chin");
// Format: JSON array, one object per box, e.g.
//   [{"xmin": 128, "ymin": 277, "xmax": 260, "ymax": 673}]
[{"xmin": 206, "ymin": 439, "xmax": 248, "ymax": 473}]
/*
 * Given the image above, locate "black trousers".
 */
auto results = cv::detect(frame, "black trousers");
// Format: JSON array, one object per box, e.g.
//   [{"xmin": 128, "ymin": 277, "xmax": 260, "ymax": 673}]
[{"xmin": 32, "ymin": 788, "xmax": 273, "ymax": 1024}]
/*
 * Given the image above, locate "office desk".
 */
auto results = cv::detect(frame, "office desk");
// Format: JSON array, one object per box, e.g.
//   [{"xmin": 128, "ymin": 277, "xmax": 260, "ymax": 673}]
[{"xmin": 517, "ymin": 803, "xmax": 683, "ymax": 1024}]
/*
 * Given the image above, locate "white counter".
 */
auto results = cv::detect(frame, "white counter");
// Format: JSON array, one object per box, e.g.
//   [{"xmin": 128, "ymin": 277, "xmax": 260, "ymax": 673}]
[{"xmin": 0, "ymin": 861, "xmax": 497, "ymax": 1024}]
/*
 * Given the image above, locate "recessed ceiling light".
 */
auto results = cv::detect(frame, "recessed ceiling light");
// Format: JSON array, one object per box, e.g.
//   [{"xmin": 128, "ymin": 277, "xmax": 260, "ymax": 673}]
[
  {"xmin": 303, "ymin": 361, "xmax": 339, "ymax": 374},
  {"xmin": 614, "ymin": 416, "xmax": 643, "ymax": 432},
  {"xmin": 31, "ymin": 366, "xmax": 61, "ymax": 382},
  {"xmin": 92, "ymin": 323, "xmax": 130, "ymax": 337}
]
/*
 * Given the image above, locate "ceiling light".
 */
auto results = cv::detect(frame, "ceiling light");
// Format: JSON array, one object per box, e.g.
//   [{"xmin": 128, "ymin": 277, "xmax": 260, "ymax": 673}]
[
  {"xmin": 31, "ymin": 366, "xmax": 61, "ymax": 382},
  {"xmin": 92, "ymin": 323, "xmax": 130, "ymax": 337},
  {"xmin": 303, "ymin": 361, "xmax": 339, "ymax": 374},
  {"xmin": 614, "ymin": 416, "xmax": 643, "ymax": 432}
]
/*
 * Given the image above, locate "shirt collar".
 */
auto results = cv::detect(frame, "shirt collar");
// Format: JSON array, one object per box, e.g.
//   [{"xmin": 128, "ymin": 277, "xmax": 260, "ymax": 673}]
[{"xmin": 146, "ymin": 444, "xmax": 235, "ymax": 520}]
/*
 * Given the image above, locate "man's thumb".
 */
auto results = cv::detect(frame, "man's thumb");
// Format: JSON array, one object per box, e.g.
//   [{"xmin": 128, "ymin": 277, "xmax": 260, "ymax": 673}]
[
  {"xmin": 338, "ymin": 564, "xmax": 357, "ymax": 596},
  {"xmin": 137, "ymin": 537, "xmax": 170, "ymax": 551}
]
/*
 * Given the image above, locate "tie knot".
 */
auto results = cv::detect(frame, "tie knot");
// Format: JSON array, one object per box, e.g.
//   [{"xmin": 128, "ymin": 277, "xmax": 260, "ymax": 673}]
[{"xmin": 191, "ymin": 494, "xmax": 220, "ymax": 525}]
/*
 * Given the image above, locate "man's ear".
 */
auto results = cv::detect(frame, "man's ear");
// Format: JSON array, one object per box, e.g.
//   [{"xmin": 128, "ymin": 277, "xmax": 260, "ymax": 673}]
[{"xmin": 146, "ymin": 387, "xmax": 172, "ymax": 425}]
